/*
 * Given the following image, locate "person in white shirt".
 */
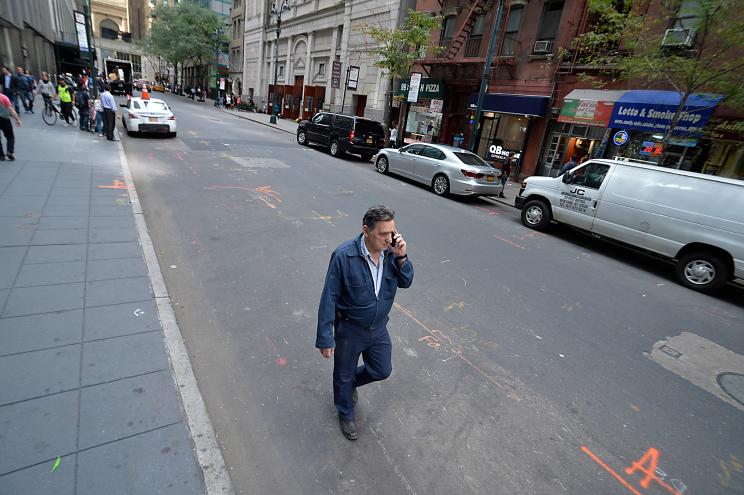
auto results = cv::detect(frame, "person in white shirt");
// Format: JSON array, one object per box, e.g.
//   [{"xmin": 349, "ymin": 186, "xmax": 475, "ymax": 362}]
[
  {"xmin": 100, "ymin": 84, "xmax": 118, "ymax": 141},
  {"xmin": 389, "ymin": 122, "xmax": 398, "ymax": 148}
]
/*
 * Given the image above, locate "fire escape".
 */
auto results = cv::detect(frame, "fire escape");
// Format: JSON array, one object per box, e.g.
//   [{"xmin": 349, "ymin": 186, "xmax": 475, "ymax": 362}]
[{"xmin": 419, "ymin": 0, "xmax": 517, "ymax": 80}]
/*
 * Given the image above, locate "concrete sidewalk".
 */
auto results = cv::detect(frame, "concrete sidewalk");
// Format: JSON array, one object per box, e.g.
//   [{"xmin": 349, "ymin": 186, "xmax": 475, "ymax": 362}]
[
  {"xmin": 0, "ymin": 111, "xmax": 221, "ymax": 494},
  {"xmin": 219, "ymin": 107, "xmax": 299, "ymax": 135}
]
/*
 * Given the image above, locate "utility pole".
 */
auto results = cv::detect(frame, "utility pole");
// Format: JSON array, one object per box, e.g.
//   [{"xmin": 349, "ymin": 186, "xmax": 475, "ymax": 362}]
[
  {"xmin": 269, "ymin": 0, "xmax": 290, "ymax": 124},
  {"xmin": 83, "ymin": 0, "xmax": 96, "ymax": 97},
  {"xmin": 470, "ymin": 0, "xmax": 506, "ymax": 153}
]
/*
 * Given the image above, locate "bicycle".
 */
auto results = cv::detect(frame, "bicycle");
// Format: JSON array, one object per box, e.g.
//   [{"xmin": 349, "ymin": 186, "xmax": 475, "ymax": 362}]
[{"xmin": 42, "ymin": 96, "xmax": 78, "ymax": 126}]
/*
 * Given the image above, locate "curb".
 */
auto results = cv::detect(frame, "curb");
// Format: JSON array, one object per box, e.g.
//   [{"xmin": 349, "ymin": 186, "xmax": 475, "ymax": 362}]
[
  {"xmin": 218, "ymin": 108, "xmax": 296, "ymax": 135},
  {"xmin": 115, "ymin": 131, "xmax": 235, "ymax": 495}
]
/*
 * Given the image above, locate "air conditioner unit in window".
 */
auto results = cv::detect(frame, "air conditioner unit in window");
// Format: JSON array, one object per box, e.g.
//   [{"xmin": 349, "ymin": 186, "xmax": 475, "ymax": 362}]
[
  {"xmin": 662, "ymin": 28, "xmax": 695, "ymax": 48},
  {"xmin": 533, "ymin": 40, "xmax": 553, "ymax": 54}
]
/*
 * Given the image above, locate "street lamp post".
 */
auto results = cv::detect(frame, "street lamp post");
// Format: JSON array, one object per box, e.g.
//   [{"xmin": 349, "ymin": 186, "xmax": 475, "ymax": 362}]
[{"xmin": 269, "ymin": 0, "xmax": 290, "ymax": 125}]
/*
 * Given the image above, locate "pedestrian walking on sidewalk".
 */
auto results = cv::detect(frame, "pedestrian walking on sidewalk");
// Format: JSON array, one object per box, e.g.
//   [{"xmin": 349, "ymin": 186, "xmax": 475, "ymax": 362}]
[
  {"xmin": 1, "ymin": 66, "xmax": 20, "ymax": 115},
  {"xmin": 0, "ymin": 92, "xmax": 22, "ymax": 161},
  {"xmin": 389, "ymin": 122, "xmax": 398, "ymax": 149},
  {"xmin": 21, "ymin": 68, "xmax": 36, "ymax": 114},
  {"xmin": 76, "ymin": 85, "xmax": 90, "ymax": 131},
  {"xmin": 316, "ymin": 206, "xmax": 414, "ymax": 441},
  {"xmin": 37, "ymin": 72, "xmax": 55, "ymax": 101},
  {"xmin": 56, "ymin": 78, "xmax": 74, "ymax": 126},
  {"xmin": 498, "ymin": 153, "xmax": 514, "ymax": 198},
  {"xmin": 100, "ymin": 84, "xmax": 117, "ymax": 141}
]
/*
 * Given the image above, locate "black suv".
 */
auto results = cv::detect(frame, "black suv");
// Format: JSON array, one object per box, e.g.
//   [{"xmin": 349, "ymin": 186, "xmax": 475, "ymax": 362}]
[{"xmin": 297, "ymin": 112, "xmax": 385, "ymax": 161}]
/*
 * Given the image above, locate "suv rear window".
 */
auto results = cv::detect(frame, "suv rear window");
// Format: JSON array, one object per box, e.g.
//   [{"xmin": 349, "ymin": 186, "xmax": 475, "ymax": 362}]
[
  {"xmin": 355, "ymin": 119, "xmax": 384, "ymax": 136},
  {"xmin": 334, "ymin": 116, "xmax": 353, "ymax": 130}
]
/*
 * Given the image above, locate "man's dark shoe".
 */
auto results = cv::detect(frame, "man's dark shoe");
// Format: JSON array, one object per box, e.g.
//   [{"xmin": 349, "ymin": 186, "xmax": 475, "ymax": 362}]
[
  {"xmin": 339, "ymin": 418, "xmax": 358, "ymax": 441},
  {"xmin": 352, "ymin": 388, "xmax": 358, "ymax": 405},
  {"xmin": 6, "ymin": 154, "xmax": 14, "ymax": 161}
]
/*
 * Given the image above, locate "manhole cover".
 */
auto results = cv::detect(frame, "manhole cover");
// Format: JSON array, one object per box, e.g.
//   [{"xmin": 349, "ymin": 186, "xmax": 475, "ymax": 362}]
[{"xmin": 717, "ymin": 372, "xmax": 744, "ymax": 406}]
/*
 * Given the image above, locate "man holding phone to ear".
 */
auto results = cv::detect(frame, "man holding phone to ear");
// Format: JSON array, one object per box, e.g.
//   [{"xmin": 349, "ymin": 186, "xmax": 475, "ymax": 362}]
[{"xmin": 316, "ymin": 205, "xmax": 414, "ymax": 440}]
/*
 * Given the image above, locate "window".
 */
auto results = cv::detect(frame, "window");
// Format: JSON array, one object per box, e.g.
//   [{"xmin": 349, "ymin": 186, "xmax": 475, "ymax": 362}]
[
  {"xmin": 317, "ymin": 62, "xmax": 325, "ymax": 76},
  {"xmin": 278, "ymin": 64, "xmax": 284, "ymax": 77},
  {"xmin": 454, "ymin": 152, "xmax": 491, "ymax": 167},
  {"xmin": 440, "ymin": 16, "xmax": 457, "ymax": 50},
  {"xmin": 465, "ymin": 14, "xmax": 488, "ymax": 57},
  {"xmin": 402, "ymin": 144, "xmax": 426, "ymax": 155},
  {"xmin": 501, "ymin": 5, "xmax": 524, "ymax": 56},
  {"xmin": 333, "ymin": 115, "xmax": 353, "ymax": 130},
  {"xmin": 674, "ymin": 0, "xmax": 701, "ymax": 29},
  {"xmin": 421, "ymin": 146, "xmax": 446, "ymax": 160},
  {"xmin": 537, "ymin": 0, "xmax": 565, "ymax": 42},
  {"xmin": 312, "ymin": 113, "xmax": 331, "ymax": 125},
  {"xmin": 569, "ymin": 163, "xmax": 610, "ymax": 189}
]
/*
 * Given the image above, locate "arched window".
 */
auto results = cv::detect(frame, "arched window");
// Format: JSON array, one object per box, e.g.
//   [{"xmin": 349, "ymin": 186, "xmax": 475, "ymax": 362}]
[{"xmin": 100, "ymin": 19, "xmax": 119, "ymax": 39}]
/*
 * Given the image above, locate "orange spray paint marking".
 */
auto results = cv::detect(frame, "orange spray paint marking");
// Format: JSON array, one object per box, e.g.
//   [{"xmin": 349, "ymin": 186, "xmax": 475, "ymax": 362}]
[
  {"xmin": 581, "ymin": 446, "xmax": 645, "ymax": 495},
  {"xmin": 97, "ymin": 179, "xmax": 129, "ymax": 189},
  {"xmin": 493, "ymin": 234, "xmax": 525, "ymax": 250},
  {"xmin": 264, "ymin": 336, "xmax": 286, "ymax": 367},
  {"xmin": 624, "ymin": 448, "xmax": 682, "ymax": 495}
]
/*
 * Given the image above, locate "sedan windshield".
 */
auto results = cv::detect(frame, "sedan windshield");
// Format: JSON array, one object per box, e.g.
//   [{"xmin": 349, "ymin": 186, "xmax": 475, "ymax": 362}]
[{"xmin": 454, "ymin": 152, "xmax": 493, "ymax": 168}]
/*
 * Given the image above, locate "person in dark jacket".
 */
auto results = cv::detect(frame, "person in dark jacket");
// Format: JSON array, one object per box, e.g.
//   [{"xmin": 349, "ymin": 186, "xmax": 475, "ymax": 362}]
[
  {"xmin": 76, "ymin": 86, "xmax": 90, "ymax": 131},
  {"xmin": 316, "ymin": 205, "xmax": 414, "ymax": 440},
  {"xmin": 1, "ymin": 66, "xmax": 20, "ymax": 114}
]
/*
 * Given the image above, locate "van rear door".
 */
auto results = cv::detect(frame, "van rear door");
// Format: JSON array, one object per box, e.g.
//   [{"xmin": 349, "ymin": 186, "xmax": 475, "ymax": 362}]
[{"xmin": 554, "ymin": 162, "xmax": 613, "ymax": 230}]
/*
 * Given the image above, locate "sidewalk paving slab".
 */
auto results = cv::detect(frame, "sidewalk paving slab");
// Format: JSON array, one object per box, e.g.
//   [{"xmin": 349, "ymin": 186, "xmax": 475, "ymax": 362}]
[{"xmin": 0, "ymin": 106, "xmax": 209, "ymax": 494}]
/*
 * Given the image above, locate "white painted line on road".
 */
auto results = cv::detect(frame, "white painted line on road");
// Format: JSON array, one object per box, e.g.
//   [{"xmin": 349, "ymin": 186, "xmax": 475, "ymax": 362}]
[
  {"xmin": 647, "ymin": 332, "xmax": 744, "ymax": 413},
  {"xmin": 115, "ymin": 136, "xmax": 235, "ymax": 495}
]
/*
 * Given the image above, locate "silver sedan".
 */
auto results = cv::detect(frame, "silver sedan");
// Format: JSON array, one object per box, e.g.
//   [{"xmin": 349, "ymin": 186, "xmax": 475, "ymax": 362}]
[{"xmin": 374, "ymin": 143, "xmax": 504, "ymax": 197}]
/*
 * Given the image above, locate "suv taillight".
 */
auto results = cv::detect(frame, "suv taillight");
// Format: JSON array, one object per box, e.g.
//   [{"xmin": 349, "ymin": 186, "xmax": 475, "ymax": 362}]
[
  {"xmin": 349, "ymin": 130, "xmax": 355, "ymax": 143},
  {"xmin": 461, "ymin": 169, "xmax": 484, "ymax": 179}
]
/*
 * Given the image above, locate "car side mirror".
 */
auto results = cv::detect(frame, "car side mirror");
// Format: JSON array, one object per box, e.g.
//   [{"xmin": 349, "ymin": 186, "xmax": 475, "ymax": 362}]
[{"xmin": 562, "ymin": 173, "xmax": 571, "ymax": 184}]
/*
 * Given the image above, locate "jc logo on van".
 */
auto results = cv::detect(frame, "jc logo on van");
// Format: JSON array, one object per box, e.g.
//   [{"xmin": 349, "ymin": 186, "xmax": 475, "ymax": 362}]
[{"xmin": 569, "ymin": 188, "xmax": 585, "ymax": 195}]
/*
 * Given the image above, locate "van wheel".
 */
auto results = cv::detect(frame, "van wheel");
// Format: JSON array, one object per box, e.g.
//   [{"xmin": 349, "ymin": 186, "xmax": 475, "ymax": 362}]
[
  {"xmin": 675, "ymin": 251, "xmax": 729, "ymax": 293},
  {"xmin": 297, "ymin": 130, "xmax": 308, "ymax": 145},
  {"xmin": 521, "ymin": 199, "xmax": 551, "ymax": 230},
  {"xmin": 330, "ymin": 140, "xmax": 344, "ymax": 157}
]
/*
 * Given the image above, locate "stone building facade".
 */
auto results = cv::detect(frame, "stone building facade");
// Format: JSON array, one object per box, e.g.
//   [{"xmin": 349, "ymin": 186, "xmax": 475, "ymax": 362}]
[{"xmin": 242, "ymin": 0, "xmax": 412, "ymax": 121}]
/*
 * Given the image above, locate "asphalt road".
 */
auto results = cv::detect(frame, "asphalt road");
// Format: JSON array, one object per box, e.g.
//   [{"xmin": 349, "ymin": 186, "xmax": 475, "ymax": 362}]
[{"xmin": 121, "ymin": 93, "xmax": 744, "ymax": 495}]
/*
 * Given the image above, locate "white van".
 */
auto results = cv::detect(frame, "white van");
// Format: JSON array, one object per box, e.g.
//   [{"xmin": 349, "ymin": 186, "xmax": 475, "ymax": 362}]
[{"xmin": 515, "ymin": 158, "xmax": 744, "ymax": 292}]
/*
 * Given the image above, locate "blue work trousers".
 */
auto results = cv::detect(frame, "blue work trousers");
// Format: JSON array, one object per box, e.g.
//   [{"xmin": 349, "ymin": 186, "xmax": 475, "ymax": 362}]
[
  {"xmin": 333, "ymin": 320, "xmax": 392, "ymax": 421},
  {"xmin": 95, "ymin": 110, "xmax": 104, "ymax": 133}
]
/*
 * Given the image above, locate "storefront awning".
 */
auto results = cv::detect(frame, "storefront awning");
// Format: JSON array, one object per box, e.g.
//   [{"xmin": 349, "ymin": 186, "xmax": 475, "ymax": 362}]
[
  {"xmin": 608, "ymin": 90, "xmax": 722, "ymax": 136},
  {"xmin": 558, "ymin": 89, "xmax": 626, "ymax": 127},
  {"xmin": 468, "ymin": 93, "xmax": 549, "ymax": 117}
]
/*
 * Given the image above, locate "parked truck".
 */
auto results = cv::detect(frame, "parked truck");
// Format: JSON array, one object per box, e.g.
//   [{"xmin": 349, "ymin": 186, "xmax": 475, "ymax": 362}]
[{"xmin": 105, "ymin": 58, "xmax": 133, "ymax": 96}]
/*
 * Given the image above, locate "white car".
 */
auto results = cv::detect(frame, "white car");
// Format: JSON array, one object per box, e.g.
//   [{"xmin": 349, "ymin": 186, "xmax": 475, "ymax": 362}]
[{"xmin": 122, "ymin": 97, "xmax": 176, "ymax": 137}]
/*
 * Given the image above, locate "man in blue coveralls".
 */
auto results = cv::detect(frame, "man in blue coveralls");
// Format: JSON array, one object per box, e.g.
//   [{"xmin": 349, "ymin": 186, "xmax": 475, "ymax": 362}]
[{"xmin": 316, "ymin": 206, "xmax": 414, "ymax": 440}]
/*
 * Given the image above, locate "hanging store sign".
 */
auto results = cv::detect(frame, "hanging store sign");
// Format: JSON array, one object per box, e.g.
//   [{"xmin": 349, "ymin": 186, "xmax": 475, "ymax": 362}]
[
  {"xmin": 407, "ymin": 72, "xmax": 422, "ymax": 103},
  {"xmin": 331, "ymin": 61, "xmax": 342, "ymax": 89},
  {"xmin": 347, "ymin": 66, "xmax": 359, "ymax": 91},
  {"xmin": 74, "ymin": 11, "xmax": 90, "ymax": 53},
  {"xmin": 613, "ymin": 130, "xmax": 629, "ymax": 146}
]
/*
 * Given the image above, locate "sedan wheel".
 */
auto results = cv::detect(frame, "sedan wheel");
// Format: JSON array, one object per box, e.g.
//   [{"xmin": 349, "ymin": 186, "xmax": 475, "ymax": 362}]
[
  {"xmin": 297, "ymin": 130, "xmax": 308, "ymax": 145},
  {"xmin": 376, "ymin": 156, "xmax": 389, "ymax": 174},
  {"xmin": 432, "ymin": 174, "xmax": 449, "ymax": 196}
]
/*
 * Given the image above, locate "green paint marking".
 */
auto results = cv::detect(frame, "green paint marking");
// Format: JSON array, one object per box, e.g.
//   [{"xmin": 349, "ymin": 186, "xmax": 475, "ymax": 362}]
[{"xmin": 50, "ymin": 456, "xmax": 60, "ymax": 473}]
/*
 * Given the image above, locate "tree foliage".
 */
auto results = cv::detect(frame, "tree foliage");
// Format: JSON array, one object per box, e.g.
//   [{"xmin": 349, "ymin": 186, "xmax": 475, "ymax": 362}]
[
  {"xmin": 571, "ymin": 0, "xmax": 744, "ymax": 139},
  {"xmin": 141, "ymin": 3, "xmax": 227, "ymax": 81},
  {"xmin": 357, "ymin": 10, "xmax": 443, "ymax": 80}
]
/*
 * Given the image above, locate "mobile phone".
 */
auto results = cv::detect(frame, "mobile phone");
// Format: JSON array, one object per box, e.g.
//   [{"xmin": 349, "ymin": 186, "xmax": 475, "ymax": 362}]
[{"xmin": 391, "ymin": 230, "xmax": 398, "ymax": 247}]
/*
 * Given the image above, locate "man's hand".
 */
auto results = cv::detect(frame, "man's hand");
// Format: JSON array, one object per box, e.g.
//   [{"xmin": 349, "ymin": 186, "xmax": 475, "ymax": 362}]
[
  {"xmin": 392, "ymin": 232, "xmax": 407, "ymax": 258},
  {"xmin": 319, "ymin": 348, "xmax": 334, "ymax": 359},
  {"xmin": 15, "ymin": 118, "xmax": 21, "ymax": 127}
]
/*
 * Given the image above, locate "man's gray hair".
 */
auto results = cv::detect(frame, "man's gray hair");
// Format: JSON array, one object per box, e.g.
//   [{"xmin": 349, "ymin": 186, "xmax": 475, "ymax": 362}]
[{"xmin": 363, "ymin": 205, "xmax": 395, "ymax": 231}]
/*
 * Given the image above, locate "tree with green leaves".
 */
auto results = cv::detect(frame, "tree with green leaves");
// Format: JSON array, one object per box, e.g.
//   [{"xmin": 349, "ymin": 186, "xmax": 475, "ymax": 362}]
[
  {"xmin": 357, "ymin": 10, "xmax": 442, "ymax": 128},
  {"xmin": 570, "ymin": 0, "xmax": 744, "ymax": 144},
  {"xmin": 140, "ymin": 3, "xmax": 226, "ymax": 92}
]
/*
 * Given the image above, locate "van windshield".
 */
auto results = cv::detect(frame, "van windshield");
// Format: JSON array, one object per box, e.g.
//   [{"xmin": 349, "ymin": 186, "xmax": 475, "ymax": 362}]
[{"xmin": 356, "ymin": 120, "xmax": 384, "ymax": 136}]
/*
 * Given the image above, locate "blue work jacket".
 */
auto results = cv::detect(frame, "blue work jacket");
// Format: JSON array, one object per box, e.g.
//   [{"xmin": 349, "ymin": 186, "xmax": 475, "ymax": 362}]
[{"xmin": 316, "ymin": 236, "xmax": 414, "ymax": 349}]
